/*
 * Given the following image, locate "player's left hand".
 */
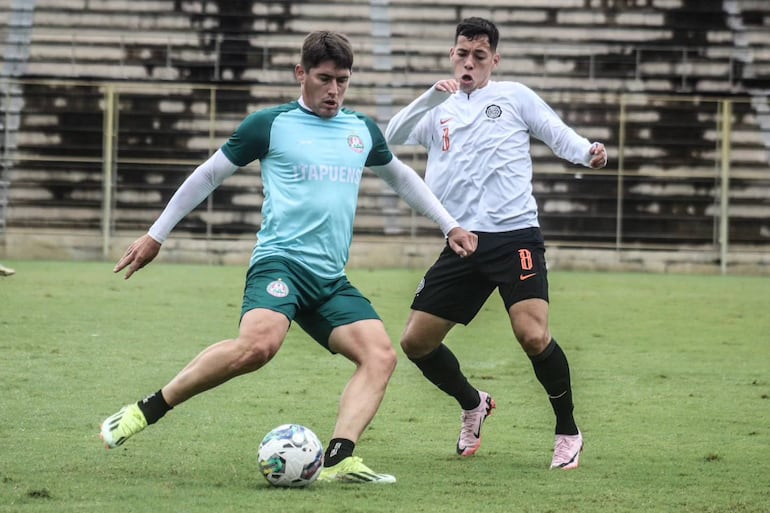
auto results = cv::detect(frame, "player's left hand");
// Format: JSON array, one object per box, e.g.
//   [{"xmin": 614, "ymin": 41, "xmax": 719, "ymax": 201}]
[
  {"xmin": 589, "ymin": 142, "xmax": 608, "ymax": 169},
  {"xmin": 447, "ymin": 227, "xmax": 478, "ymax": 259}
]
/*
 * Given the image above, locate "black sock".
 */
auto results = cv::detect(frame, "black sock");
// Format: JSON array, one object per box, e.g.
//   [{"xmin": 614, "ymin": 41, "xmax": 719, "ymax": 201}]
[
  {"xmin": 410, "ymin": 344, "xmax": 480, "ymax": 410},
  {"xmin": 530, "ymin": 339, "xmax": 578, "ymax": 435},
  {"xmin": 324, "ymin": 438, "xmax": 355, "ymax": 467},
  {"xmin": 136, "ymin": 390, "xmax": 172, "ymax": 425}
]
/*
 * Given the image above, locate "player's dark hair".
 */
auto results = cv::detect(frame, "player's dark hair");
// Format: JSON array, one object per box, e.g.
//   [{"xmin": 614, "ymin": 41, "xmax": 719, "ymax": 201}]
[
  {"xmin": 301, "ymin": 31, "xmax": 354, "ymax": 71},
  {"xmin": 455, "ymin": 17, "xmax": 499, "ymax": 51}
]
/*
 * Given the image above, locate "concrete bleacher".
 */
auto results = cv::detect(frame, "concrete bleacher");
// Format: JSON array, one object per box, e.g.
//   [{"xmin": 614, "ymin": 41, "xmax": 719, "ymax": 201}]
[
  {"xmin": 7, "ymin": 0, "xmax": 757, "ymax": 93},
  {"xmin": 1, "ymin": 0, "xmax": 769, "ymax": 247},
  {"xmin": 6, "ymin": 0, "xmax": 738, "ymax": 91}
]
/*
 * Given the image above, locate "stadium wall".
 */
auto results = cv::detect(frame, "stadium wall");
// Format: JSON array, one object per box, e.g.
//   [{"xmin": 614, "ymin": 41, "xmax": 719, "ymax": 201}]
[
  {"xmin": 4, "ymin": 227, "xmax": 770, "ymax": 276},
  {"xmin": 1, "ymin": 0, "xmax": 769, "ymax": 274}
]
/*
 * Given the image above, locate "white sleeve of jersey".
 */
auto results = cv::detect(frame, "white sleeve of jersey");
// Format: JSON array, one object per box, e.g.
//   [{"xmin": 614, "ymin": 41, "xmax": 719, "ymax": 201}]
[
  {"xmin": 369, "ymin": 155, "xmax": 459, "ymax": 236},
  {"xmin": 385, "ymin": 85, "xmax": 451, "ymax": 145},
  {"xmin": 518, "ymin": 85, "xmax": 594, "ymax": 167},
  {"xmin": 148, "ymin": 149, "xmax": 239, "ymax": 243}
]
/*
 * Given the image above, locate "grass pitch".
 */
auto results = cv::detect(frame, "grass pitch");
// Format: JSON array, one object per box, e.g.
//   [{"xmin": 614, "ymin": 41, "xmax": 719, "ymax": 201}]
[{"xmin": 1, "ymin": 260, "xmax": 768, "ymax": 513}]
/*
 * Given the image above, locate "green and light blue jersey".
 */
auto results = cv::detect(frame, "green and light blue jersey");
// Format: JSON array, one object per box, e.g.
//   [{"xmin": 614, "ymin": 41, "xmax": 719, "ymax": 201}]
[{"xmin": 221, "ymin": 101, "xmax": 393, "ymax": 279}]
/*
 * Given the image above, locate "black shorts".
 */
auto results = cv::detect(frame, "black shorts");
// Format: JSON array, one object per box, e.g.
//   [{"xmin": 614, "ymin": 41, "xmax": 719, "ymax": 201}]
[{"xmin": 411, "ymin": 227, "xmax": 549, "ymax": 325}]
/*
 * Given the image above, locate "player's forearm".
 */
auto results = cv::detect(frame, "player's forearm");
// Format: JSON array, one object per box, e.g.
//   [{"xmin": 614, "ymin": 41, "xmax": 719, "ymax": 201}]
[
  {"xmin": 547, "ymin": 127, "xmax": 595, "ymax": 167},
  {"xmin": 385, "ymin": 86, "xmax": 450, "ymax": 144},
  {"xmin": 370, "ymin": 156, "xmax": 458, "ymax": 236},
  {"xmin": 148, "ymin": 150, "xmax": 238, "ymax": 243},
  {"xmin": 519, "ymin": 85, "xmax": 596, "ymax": 167}
]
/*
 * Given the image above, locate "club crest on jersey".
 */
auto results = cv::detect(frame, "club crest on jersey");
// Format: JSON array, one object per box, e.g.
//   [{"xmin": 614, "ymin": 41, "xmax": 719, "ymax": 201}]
[
  {"xmin": 485, "ymin": 104, "xmax": 502, "ymax": 119},
  {"xmin": 415, "ymin": 278, "xmax": 425, "ymax": 296},
  {"xmin": 266, "ymin": 279, "xmax": 289, "ymax": 298},
  {"xmin": 347, "ymin": 134, "xmax": 364, "ymax": 153}
]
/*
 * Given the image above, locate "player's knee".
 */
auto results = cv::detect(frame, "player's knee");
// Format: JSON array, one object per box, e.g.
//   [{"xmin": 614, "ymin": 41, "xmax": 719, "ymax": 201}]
[
  {"xmin": 399, "ymin": 334, "xmax": 417, "ymax": 357},
  {"xmin": 346, "ymin": 335, "xmax": 397, "ymax": 378},
  {"xmin": 400, "ymin": 312, "xmax": 452, "ymax": 359},
  {"xmin": 400, "ymin": 336, "xmax": 435, "ymax": 361},
  {"xmin": 232, "ymin": 336, "xmax": 279, "ymax": 373},
  {"xmin": 354, "ymin": 349, "xmax": 396, "ymax": 389},
  {"xmin": 361, "ymin": 340, "xmax": 397, "ymax": 380},
  {"xmin": 377, "ymin": 343, "xmax": 398, "ymax": 376},
  {"xmin": 516, "ymin": 329, "xmax": 551, "ymax": 356}
]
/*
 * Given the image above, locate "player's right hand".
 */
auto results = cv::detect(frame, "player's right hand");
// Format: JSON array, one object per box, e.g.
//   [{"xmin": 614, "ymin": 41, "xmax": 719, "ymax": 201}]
[
  {"xmin": 447, "ymin": 227, "xmax": 478, "ymax": 259},
  {"xmin": 114, "ymin": 233, "xmax": 161, "ymax": 280},
  {"xmin": 434, "ymin": 79, "xmax": 460, "ymax": 93}
]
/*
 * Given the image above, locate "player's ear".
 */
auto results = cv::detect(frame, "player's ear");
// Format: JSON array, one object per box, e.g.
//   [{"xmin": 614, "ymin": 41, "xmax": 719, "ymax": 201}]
[
  {"xmin": 295, "ymin": 64, "xmax": 305, "ymax": 83},
  {"xmin": 492, "ymin": 53, "xmax": 501, "ymax": 69}
]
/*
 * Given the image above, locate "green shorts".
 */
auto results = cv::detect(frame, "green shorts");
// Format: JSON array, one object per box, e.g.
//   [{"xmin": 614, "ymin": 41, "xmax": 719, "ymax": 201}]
[{"xmin": 241, "ymin": 257, "xmax": 380, "ymax": 351}]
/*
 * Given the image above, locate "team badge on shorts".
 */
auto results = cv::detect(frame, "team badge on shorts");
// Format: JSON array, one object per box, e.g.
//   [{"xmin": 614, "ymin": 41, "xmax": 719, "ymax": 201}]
[{"xmin": 266, "ymin": 279, "xmax": 290, "ymax": 298}]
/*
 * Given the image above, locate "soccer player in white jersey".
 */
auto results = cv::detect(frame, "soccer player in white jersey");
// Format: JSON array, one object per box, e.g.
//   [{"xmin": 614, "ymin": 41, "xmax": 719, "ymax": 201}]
[
  {"xmin": 99, "ymin": 31, "xmax": 478, "ymax": 484},
  {"xmin": 385, "ymin": 17, "xmax": 608, "ymax": 470}
]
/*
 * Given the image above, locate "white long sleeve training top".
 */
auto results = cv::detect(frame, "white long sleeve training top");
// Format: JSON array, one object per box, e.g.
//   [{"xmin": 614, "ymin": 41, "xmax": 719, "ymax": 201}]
[{"xmin": 386, "ymin": 80, "xmax": 596, "ymax": 233}]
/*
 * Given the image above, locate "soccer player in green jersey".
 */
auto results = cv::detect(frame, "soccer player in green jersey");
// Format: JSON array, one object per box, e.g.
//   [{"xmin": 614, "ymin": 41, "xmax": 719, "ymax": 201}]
[{"xmin": 99, "ymin": 31, "xmax": 478, "ymax": 484}]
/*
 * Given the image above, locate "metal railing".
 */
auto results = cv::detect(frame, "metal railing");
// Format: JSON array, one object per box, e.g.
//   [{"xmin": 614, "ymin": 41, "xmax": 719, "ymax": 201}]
[{"xmin": 1, "ymin": 78, "xmax": 769, "ymax": 274}]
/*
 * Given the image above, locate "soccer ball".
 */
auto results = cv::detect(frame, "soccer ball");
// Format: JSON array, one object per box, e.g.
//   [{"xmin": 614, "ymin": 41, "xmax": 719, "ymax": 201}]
[{"xmin": 257, "ymin": 424, "xmax": 324, "ymax": 487}]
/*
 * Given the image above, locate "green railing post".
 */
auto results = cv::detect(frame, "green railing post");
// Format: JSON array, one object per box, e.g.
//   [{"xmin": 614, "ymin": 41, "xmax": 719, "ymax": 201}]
[
  {"xmin": 206, "ymin": 86, "xmax": 217, "ymax": 240},
  {"xmin": 616, "ymin": 94, "xmax": 627, "ymax": 251},
  {"xmin": 101, "ymin": 84, "xmax": 117, "ymax": 259},
  {"xmin": 719, "ymin": 99, "xmax": 732, "ymax": 275}
]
